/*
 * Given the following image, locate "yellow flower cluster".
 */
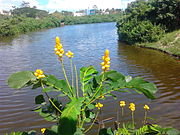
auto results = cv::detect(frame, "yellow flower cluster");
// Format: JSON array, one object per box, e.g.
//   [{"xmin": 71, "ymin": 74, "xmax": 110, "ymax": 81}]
[
  {"xmin": 54, "ymin": 36, "xmax": 64, "ymax": 58},
  {"xmin": 129, "ymin": 103, "xmax": 135, "ymax": 112},
  {"xmin": 101, "ymin": 49, "xmax": 110, "ymax": 72},
  {"xmin": 66, "ymin": 51, "xmax": 74, "ymax": 58},
  {"xmin": 34, "ymin": 69, "xmax": 45, "ymax": 79},
  {"xmin": 120, "ymin": 101, "xmax": 126, "ymax": 107},
  {"xmin": 144, "ymin": 105, "xmax": 150, "ymax": 110},
  {"xmin": 41, "ymin": 128, "xmax": 46, "ymax": 134},
  {"xmin": 95, "ymin": 102, "xmax": 103, "ymax": 109}
]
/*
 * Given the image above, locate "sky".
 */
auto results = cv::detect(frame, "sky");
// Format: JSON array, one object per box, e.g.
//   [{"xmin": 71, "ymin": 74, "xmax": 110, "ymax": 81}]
[{"xmin": 0, "ymin": 0, "xmax": 136, "ymax": 12}]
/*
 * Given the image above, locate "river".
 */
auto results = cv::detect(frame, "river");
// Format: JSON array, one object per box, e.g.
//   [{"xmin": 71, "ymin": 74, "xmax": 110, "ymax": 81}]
[{"xmin": 0, "ymin": 22, "xmax": 180, "ymax": 134}]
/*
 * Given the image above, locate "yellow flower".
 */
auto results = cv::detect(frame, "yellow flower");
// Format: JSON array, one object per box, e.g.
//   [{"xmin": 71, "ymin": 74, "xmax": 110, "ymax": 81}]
[
  {"xmin": 54, "ymin": 36, "xmax": 64, "ymax": 58},
  {"xmin": 101, "ymin": 49, "xmax": 110, "ymax": 72},
  {"xmin": 66, "ymin": 51, "xmax": 74, "ymax": 58},
  {"xmin": 129, "ymin": 103, "xmax": 135, "ymax": 112},
  {"xmin": 144, "ymin": 105, "xmax": 150, "ymax": 110},
  {"xmin": 120, "ymin": 101, "xmax": 126, "ymax": 107},
  {"xmin": 34, "ymin": 69, "xmax": 45, "ymax": 79},
  {"xmin": 95, "ymin": 102, "xmax": 103, "ymax": 109},
  {"xmin": 129, "ymin": 103, "xmax": 135, "ymax": 107},
  {"xmin": 41, "ymin": 128, "xmax": 46, "ymax": 134},
  {"xmin": 56, "ymin": 36, "xmax": 60, "ymax": 44},
  {"xmin": 99, "ymin": 95, "xmax": 105, "ymax": 99}
]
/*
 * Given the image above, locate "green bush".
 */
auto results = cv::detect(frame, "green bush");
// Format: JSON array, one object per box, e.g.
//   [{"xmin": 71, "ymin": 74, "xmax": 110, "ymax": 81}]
[
  {"xmin": 0, "ymin": 17, "xmax": 60, "ymax": 37},
  {"xmin": 117, "ymin": 20, "xmax": 165, "ymax": 44}
]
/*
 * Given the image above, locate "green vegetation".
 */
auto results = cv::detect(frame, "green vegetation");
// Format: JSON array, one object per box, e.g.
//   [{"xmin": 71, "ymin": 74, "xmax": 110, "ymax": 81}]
[
  {"xmin": 118, "ymin": 19, "xmax": 165, "ymax": 44},
  {"xmin": 0, "ymin": 2, "xmax": 123, "ymax": 38},
  {"xmin": 6, "ymin": 37, "xmax": 179, "ymax": 134},
  {"xmin": 117, "ymin": 0, "xmax": 180, "ymax": 56},
  {"xmin": 137, "ymin": 30, "xmax": 180, "ymax": 56},
  {"xmin": 0, "ymin": 16, "xmax": 60, "ymax": 37},
  {"xmin": 61, "ymin": 14, "xmax": 122, "ymax": 25}
]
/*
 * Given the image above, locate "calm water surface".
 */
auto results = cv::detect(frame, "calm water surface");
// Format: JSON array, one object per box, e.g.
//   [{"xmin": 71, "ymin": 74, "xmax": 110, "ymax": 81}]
[{"xmin": 0, "ymin": 22, "xmax": 180, "ymax": 134}]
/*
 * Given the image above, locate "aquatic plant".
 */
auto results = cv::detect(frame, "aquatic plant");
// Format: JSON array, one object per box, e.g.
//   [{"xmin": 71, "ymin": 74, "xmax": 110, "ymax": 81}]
[{"xmin": 7, "ymin": 36, "xmax": 178, "ymax": 135}]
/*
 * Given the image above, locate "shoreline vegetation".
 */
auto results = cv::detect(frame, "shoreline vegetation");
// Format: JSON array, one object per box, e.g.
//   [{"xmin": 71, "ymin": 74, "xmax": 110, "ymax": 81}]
[
  {"xmin": 117, "ymin": 0, "xmax": 180, "ymax": 58},
  {"xmin": 0, "ymin": 3, "xmax": 122, "ymax": 38},
  {"xmin": 136, "ymin": 30, "xmax": 180, "ymax": 59}
]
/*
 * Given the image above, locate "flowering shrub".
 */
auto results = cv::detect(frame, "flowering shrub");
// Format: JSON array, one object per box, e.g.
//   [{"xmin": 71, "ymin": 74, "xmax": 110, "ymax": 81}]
[{"xmin": 7, "ymin": 37, "xmax": 178, "ymax": 135}]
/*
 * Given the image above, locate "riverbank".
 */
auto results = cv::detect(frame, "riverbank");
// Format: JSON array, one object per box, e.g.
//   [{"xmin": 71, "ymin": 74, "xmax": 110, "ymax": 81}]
[
  {"xmin": 136, "ymin": 30, "xmax": 180, "ymax": 59},
  {"xmin": 0, "ymin": 16, "xmax": 61, "ymax": 37}
]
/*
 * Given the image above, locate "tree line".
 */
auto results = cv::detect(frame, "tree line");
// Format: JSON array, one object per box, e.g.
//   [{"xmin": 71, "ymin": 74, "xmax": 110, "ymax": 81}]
[
  {"xmin": 117, "ymin": 0, "xmax": 180, "ymax": 44},
  {"xmin": 0, "ymin": 2, "xmax": 123, "ymax": 37}
]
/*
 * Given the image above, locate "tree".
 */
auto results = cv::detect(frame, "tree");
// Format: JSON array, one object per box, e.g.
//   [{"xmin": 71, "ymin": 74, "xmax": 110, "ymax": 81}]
[{"xmin": 20, "ymin": 1, "xmax": 30, "ymax": 8}]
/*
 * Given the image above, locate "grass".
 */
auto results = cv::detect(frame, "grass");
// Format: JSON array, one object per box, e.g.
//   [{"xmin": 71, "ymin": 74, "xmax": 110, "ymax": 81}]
[{"xmin": 136, "ymin": 30, "xmax": 180, "ymax": 56}]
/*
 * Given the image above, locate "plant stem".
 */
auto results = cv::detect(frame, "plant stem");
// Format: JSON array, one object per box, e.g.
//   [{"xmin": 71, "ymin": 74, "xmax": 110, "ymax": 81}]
[
  {"xmin": 122, "ymin": 107, "xmax": 124, "ymax": 117},
  {"xmin": 80, "ymin": 111, "xmax": 86, "ymax": 128},
  {"xmin": 86, "ymin": 73, "xmax": 105, "ymax": 106},
  {"xmin": 70, "ymin": 59, "xmax": 74, "ymax": 88},
  {"xmin": 144, "ymin": 111, "xmax": 147, "ymax": 125},
  {"xmin": 117, "ymin": 108, "xmax": 119, "ymax": 123},
  {"xmin": 49, "ymin": 98, "xmax": 62, "ymax": 113},
  {"xmin": 40, "ymin": 81, "xmax": 62, "ymax": 113},
  {"xmin": 74, "ymin": 65, "xmax": 79, "ymax": 97},
  {"xmin": 84, "ymin": 111, "xmax": 99, "ymax": 133},
  {"xmin": 132, "ymin": 111, "xmax": 135, "ymax": 129},
  {"xmin": 60, "ymin": 61, "xmax": 74, "ymax": 97}
]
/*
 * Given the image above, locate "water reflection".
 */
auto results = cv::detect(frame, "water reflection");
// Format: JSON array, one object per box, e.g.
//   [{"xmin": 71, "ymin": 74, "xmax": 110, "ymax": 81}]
[{"xmin": 117, "ymin": 43, "xmax": 180, "ymax": 129}]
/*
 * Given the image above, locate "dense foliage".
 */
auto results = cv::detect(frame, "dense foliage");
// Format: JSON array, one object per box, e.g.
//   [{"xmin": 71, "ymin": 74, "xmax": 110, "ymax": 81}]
[
  {"xmin": 0, "ymin": 6, "xmax": 122, "ymax": 37},
  {"xmin": 61, "ymin": 14, "xmax": 122, "ymax": 25},
  {"xmin": 0, "ymin": 16, "xmax": 60, "ymax": 37},
  {"xmin": 118, "ymin": 19, "xmax": 165, "ymax": 44},
  {"xmin": 117, "ymin": 0, "xmax": 180, "ymax": 44}
]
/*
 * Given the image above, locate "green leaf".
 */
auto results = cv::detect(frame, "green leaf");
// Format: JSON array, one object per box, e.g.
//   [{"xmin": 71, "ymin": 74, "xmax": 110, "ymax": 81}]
[
  {"xmin": 99, "ymin": 128, "xmax": 114, "ymax": 135},
  {"xmin": 85, "ymin": 118, "xmax": 91, "ymax": 123},
  {"xmin": 140, "ymin": 83, "xmax": 157, "ymax": 94},
  {"xmin": 51, "ymin": 125, "xmax": 58, "ymax": 133},
  {"xmin": 89, "ymin": 112, "xmax": 96, "ymax": 119},
  {"xmin": 4, "ymin": 131, "xmax": 35, "ymax": 135},
  {"xmin": 8, "ymin": 71, "xmax": 36, "ymax": 89},
  {"xmin": 108, "ymin": 93, "xmax": 117, "ymax": 100},
  {"xmin": 35, "ymin": 95, "xmax": 45, "ymax": 104},
  {"xmin": 44, "ymin": 128, "xmax": 58, "ymax": 135},
  {"xmin": 126, "ymin": 77, "xmax": 157, "ymax": 99},
  {"xmin": 87, "ymin": 104, "xmax": 95, "ymax": 110},
  {"xmin": 42, "ymin": 86, "xmax": 54, "ymax": 92},
  {"xmin": 32, "ymin": 81, "xmax": 41, "ymax": 89},
  {"xmin": 166, "ymin": 128, "xmax": 180, "ymax": 135},
  {"xmin": 44, "ymin": 75, "xmax": 71, "ymax": 96},
  {"xmin": 58, "ymin": 97, "xmax": 85, "ymax": 135},
  {"xmin": 80, "ymin": 66, "xmax": 98, "ymax": 84},
  {"xmin": 125, "ymin": 75, "xmax": 132, "ymax": 82},
  {"xmin": 105, "ymin": 70, "xmax": 125, "ymax": 81},
  {"xmin": 74, "ymin": 128, "xmax": 84, "ymax": 135}
]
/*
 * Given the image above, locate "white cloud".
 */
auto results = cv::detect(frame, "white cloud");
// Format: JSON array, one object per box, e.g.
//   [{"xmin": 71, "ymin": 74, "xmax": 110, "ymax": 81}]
[
  {"xmin": 46, "ymin": 0, "xmax": 122, "ymax": 11},
  {"xmin": 121, "ymin": 0, "xmax": 136, "ymax": 9},
  {"xmin": 0, "ymin": 0, "xmax": 136, "ymax": 12},
  {"xmin": 0, "ymin": 0, "xmax": 41, "ymax": 11}
]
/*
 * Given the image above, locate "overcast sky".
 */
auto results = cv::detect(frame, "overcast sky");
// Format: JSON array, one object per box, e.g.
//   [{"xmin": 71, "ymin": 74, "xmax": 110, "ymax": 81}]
[{"xmin": 0, "ymin": 0, "xmax": 135, "ymax": 12}]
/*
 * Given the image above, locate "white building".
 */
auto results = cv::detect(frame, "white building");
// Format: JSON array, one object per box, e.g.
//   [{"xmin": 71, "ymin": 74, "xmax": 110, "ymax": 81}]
[
  {"xmin": 0, "ymin": 10, "xmax": 11, "ymax": 15},
  {"xmin": 73, "ymin": 12, "xmax": 85, "ymax": 17}
]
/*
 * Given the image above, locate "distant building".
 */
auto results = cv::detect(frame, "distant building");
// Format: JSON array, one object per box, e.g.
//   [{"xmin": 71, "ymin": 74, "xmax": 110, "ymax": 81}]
[
  {"xmin": 73, "ymin": 12, "xmax": 85, "ymax": 16},
  {"xmin": 101, "ymin": 10, "xmax": 109, "ymax": 15},
  {"xmin": 89, "ymin": 9, "xmax": 96, "ymax": 15},
  {"xmin": 0, "ymin": 10, "xmax": 11, "ymax": 15}
]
